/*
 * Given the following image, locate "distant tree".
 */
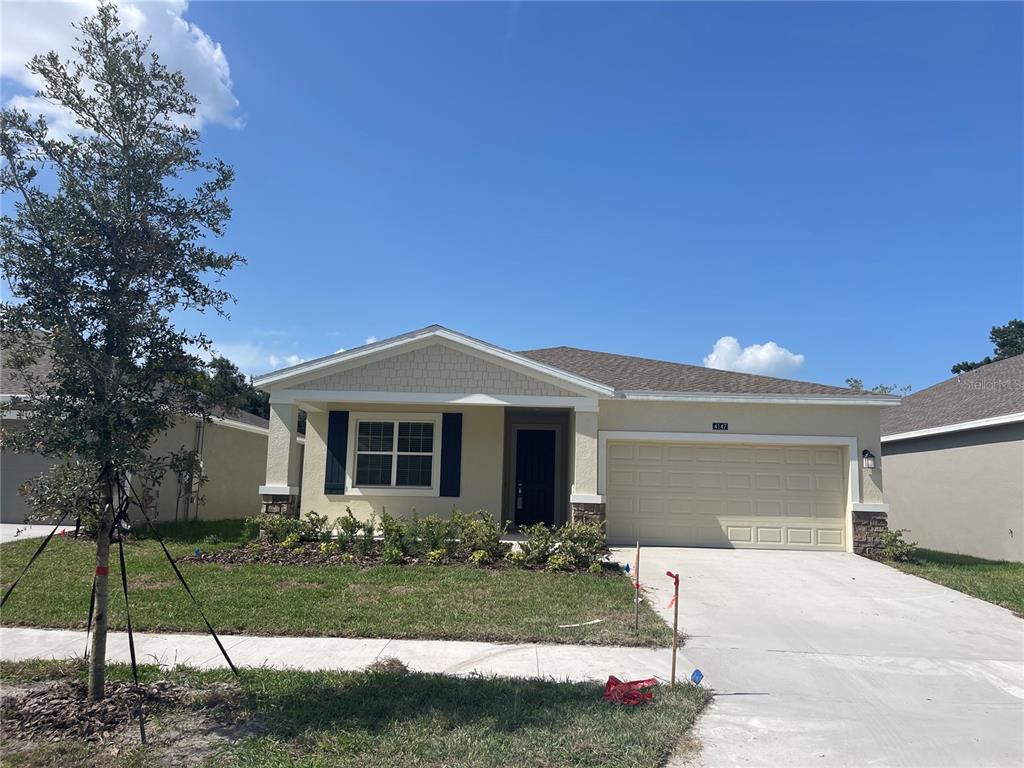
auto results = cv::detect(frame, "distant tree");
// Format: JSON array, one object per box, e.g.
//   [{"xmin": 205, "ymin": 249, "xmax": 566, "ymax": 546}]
[
  {"xmin": 845, "ymin": 378, "xmax": 911, "ymax": 397},
  {"xmin": 200, "ymin": 356, "xmax": 270, "ymax": 420},
  {"xmin": 951, "ymin": 319, "xmax": 1024, "ymax": 374},
  {"xmin": 0, "ymin": 4, "xmax": 242, "ymax": 700}
]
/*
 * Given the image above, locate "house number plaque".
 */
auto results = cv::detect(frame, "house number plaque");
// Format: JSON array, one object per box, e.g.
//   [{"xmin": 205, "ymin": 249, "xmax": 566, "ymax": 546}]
[{"xmin": 712, "ymin": 422, "xmax": 729, "ymax": 431}]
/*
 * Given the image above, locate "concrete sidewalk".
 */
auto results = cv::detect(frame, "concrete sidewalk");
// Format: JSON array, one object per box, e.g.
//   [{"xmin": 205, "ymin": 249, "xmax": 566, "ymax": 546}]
[
  {"xmin": 0, "ymin": 626, "xmax": 691, "ymax": 682},
  {"xmin": 0, "ymin": 523, "xmax": 75, "ymax": 544}
]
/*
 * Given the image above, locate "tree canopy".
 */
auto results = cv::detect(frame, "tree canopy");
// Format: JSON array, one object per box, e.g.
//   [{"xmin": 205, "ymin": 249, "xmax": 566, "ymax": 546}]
[
  {"xmin": 0, "ymin": 2, "xmax": 243, "ymax": 699},
  {"xmin": 951, "ymin": 319, "xmax": 1024, "ymax": 374}
]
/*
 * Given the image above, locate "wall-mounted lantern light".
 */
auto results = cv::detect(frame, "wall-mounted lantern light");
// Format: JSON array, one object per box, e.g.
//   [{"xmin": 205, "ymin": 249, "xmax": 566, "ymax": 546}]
[{"xmin": 861, "ymin": 449, "xmax": 876, "ymax": 470}]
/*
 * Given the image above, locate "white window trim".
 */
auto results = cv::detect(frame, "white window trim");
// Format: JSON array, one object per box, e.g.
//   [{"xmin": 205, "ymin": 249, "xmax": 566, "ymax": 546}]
[{"xmin": 344, "ymin": 412, "xmax": 443, "ymax": 497}]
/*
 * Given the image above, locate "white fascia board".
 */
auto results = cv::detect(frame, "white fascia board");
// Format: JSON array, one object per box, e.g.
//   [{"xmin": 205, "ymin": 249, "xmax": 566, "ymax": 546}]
[
  {"xmin": 272, "ymin": 389, "xmax": 601, "ymax": 412},
  {"xmin": 210, "ymin": 416, "xmax": 269, "ymax": 436},
  {"xmin": 881, "ymin": 411, "xmax": 1024, "ymax": 443},
  {"xmin": 253, "ymin": 327, "xmax": 613, "ymax": 397},
  {"xmin": 621, "ymin": 390, "xmax": 902, "ymax": 407}
]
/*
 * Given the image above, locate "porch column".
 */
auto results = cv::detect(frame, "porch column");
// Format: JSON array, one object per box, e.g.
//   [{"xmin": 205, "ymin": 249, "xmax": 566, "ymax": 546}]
[
  {"xmin": 259, "ymin": 400, "xmax": 300, "ymax": 517},
  {"xmin": 570, "ymin": 407, "xmax": 605, "ymax": 527}
]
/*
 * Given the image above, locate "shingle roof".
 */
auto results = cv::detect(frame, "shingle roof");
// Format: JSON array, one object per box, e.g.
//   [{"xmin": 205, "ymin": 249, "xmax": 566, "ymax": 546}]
[
  {"xmin": 518, "ymin": 346, "xmax": 880, "ymax": 398},
  {"xmin": 1, "ymin": 337, "xmax": 269, "ymax": 431},
  {"xmin": 880, "ymin": 354, "xmax": 1024, "ymax": 436}
]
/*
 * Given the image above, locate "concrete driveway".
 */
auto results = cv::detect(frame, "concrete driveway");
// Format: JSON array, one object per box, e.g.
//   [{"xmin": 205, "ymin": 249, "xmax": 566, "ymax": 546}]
[{"xmin": 613, "ymin": 547, "xmax": 1024, "ymax": 768}]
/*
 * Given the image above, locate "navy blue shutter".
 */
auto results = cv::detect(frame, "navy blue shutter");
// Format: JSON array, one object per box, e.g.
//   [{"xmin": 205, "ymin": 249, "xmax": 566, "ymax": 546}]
[
  {"xmin": 439, "ymin": 413, "xmax": 463, "ymax": 497},
  {"xmin": 324, "ymin": 411, "xmax": 349, "ymax": 494}
]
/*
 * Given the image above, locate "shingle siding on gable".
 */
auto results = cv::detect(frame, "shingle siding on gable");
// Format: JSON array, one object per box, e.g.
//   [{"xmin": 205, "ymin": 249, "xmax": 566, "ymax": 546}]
[{"xmin": 294, "ymin": 344, "xmax": 579, "ymax": 396}]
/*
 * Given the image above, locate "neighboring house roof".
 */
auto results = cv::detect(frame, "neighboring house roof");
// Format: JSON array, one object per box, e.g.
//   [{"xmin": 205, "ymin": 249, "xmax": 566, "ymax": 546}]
[
  {"xmin": 255, "ymin": 325, "xmax": 897, "ymax": 405},
  {"xmin": 881, "ymin": 354, "xmax": 1024, "ymax": 441},
  {"xmin": 1, "ymin": 339, "xmax": 270, "ymax": 434},
  {"xmin": 519, "ymin": 346, "xmax": 880, "ymax": 399}
]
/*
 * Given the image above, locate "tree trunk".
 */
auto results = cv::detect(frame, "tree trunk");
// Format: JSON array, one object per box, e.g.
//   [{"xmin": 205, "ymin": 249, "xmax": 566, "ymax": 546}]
[{"xmin": 88, "ymin": 481, "xmax": 113, "ymax": 701}]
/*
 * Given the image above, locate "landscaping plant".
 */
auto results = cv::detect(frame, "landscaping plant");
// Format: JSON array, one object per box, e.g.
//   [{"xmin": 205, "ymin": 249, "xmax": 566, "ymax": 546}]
[
  {"xmin": 881, "ymin": 528, "xmax": 918, "ymax": 562},
  {"xmin": 0, "ymin": 2, "xmax": 242, "ymax": 700}
]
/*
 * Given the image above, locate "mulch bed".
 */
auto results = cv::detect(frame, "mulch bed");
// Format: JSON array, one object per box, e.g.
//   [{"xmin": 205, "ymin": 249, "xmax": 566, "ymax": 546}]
[
  {"xmin": 180, "ymin": 540, "xmax": 386, "ymax": 567},
  {"xmin": 179, "ymin": 540, "xmax": 616, "ymax": 573},
  {"xmin": 2, "ymin": 679, "xmax": 238, "ymax": 743}
]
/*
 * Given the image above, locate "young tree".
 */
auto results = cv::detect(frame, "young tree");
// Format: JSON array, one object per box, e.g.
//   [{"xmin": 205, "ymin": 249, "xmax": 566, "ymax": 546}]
[
  {"xmin": 951, "ymin": 319, "xmax": 1024, "ymax": 374},
  {"xmin": 0, "ymin": 4, "xmax": 242, "ymax": 700}
]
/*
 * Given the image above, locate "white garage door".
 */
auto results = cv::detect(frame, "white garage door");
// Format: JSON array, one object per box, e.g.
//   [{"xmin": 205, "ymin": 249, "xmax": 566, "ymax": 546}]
[{"xmin": 605, "ymin": 441, "xmax": 847, "ymax": 550}]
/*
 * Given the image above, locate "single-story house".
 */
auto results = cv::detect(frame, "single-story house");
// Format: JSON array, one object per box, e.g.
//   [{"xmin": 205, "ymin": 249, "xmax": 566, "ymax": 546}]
[
  {"xmin": 254, "ymin": 326, "xmax": 898, "ymax": 555},
  {"xmin": 1, "ymin": 348, "xmax": 303, "ymax": 524},
  {"xmin": 881, "ymin": 353, "xmax": 1023, "ymax": 562}
]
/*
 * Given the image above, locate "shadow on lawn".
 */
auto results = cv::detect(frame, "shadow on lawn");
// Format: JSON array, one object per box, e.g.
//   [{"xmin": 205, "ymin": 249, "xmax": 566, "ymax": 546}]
[{"xmin": 249, "ymin": 670, "xmax": 612, "ymax": 737}]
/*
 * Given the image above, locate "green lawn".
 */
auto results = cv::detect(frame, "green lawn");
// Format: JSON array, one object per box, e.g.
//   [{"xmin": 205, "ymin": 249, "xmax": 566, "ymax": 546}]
[
  {"xmin": 0, "ymin": 521, "xmax": 672, "ymax": 646},
  {"xmin": 889, "ymin": 548, "xmax": 1024, "ymax": 616},
  {"xmin": 0, "ymin": 659, "xmax": 709, "ymax": 768}
]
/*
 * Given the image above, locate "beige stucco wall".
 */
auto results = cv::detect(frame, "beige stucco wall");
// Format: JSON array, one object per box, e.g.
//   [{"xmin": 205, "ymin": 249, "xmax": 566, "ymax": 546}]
[
  {"xmin": 295, "ymin": 398, "xmax": 886, "ymax": 527},
  {"xmin": 597, "ymin": 400, "xmax": 885, "ymax": 505},
  {"xmin": 301, "ymin": 403, "xmax": 504, "ymax": 524},
  {"xmin": 1, "ymin": 420, "xmax": 58, "ymax": 523},
  {"xmin": 572, "ymin": 410, "xmax": 599, "ymax": 496},
  {"xmin": 298, "ymin": 343, "xmax": 579, "ymax": 397},
  {"xmin": 883, "ymin": 424, "xmax": 1023, "ymax": 562},
  {"xmin": 2, "ymin": 417, "xmax": 279, "ymax": 524}
]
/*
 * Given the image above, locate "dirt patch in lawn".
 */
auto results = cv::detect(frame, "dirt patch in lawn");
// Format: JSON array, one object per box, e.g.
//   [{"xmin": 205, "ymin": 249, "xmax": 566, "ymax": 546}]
[
  {"xmin": 1, "ymin": 678, "xmax": 260, "ymax": 766},
  {"xmin": 275, "ymin": 579, "xmax": 325, "ymax": 591}
]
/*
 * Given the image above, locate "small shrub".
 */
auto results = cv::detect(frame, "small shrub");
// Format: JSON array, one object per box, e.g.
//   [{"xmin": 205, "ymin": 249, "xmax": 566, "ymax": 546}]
[
  {"xmin": 504, "ymin": 548, "xmax": 528, "ymax": 568},
  {"xmin": 453, "ymin": 510, "xmax": 509, "ymax": 560},
  {"xmin": 319, "ymin": 540, "xmax": 339, "ymax": 555},
  {"xmin": 380, "ymin": 544, "xmax": 404, "ymax": 565},
  {"xmin": 588, "ymin": 561, "xmax": 603, "ymax": 574},
  {"xmin": 337, "ymin": 509, "xmax": 362, "ymax": 551},
  {"xmin": 546, "ymin": 553, "xmax": 570, "ymax": 571},
  {"xmin": 882, "ymin": 528, "xmax": 917, "ymax": 562},
  {"xmin": 281, "ymin": 532, "xmax": 302, "ymax": 550},
  {"xmin": 301, "ymin": 511, "xmax": 332, "ymax": 542},
  {"xmin": 246, "ymin": 514, "xmax": 303, "ymax": 544},
  {"xmin": 468, "ymin": 549, "xmax": 490, "ymax": 566},
  {"xmin": 357, "ymin": 515, "xmax": 377, "ymax": 556},
  {"xmin": 420, "ymin": 514, "xmax": 457, "ymax": 555},
  {"xmin": 556, "ymin": 521, "xmax": 607, "ymax": 569},
  {"xmin": 380, "ymin": 509, "xmax": 415, "ymax": 557},
  {"xmin": 426, "ymin": 548, "xmax": 447, "ymax": 565},
  {"xmin": 519, "ymin": 523, "xmax": 556, "ymax": 566},
  {"xmin": 240, "ymin": 517, "xmax": 261, "ymax": 543}
]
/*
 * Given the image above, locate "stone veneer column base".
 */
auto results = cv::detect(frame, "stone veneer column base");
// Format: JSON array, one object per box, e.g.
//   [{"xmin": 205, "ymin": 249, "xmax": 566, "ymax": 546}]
[
  {"xmin": 260, "ymin": 494, "xmax": 299, "ymax": 519},
  {"xmin": 853, "ymin": 509, "xmax": 888, "ymax": 559},
  {"xmin": 571, "ymin": 502, "xmax": 606, "ymax": 528}
]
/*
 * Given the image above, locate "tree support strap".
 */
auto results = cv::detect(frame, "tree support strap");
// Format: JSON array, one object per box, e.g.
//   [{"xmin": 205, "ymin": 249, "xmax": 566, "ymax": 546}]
[
  {"xmin": 124, "ymin": 479, "xmax": 239, "ymax": 677},
  {"xmin": 117, "ymin": 538, "xmax": 146, "ymax": 745},
  {"xmin": 1, "ymin": 510, "xmax": 71, "ymax": 608}
]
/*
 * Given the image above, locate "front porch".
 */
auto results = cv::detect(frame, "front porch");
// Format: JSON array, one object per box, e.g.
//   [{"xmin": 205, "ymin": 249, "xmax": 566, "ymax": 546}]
[{"xmin": 259, "ymin": 398, "xmax": 604, "ymax": 529}]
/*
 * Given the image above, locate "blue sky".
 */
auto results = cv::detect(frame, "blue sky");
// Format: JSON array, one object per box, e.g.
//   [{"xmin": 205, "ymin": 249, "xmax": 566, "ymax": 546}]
[{"xmin": 4, "ymin": 1, "xmax": 1022, "ymax": 390}]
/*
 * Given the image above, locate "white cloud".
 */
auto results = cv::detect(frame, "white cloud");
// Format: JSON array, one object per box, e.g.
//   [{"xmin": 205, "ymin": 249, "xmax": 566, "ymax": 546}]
[
  {"xmin": 335, "ymin": 347, "xmax": 347, "ymax": 354},
  {"xmin": 703, "ymin": 336, "xmax": 805, "ymax": 378},
  {"xmin": 212, "ymin": 342, "xmax": 304, "ymax": 376},
  {"xmin": 364, "ymin": 336, "xmax": 379, "ymax": 345},
  {"xmin": 1, "ymin": 0, "xmax": 240, "ymax": 136}
]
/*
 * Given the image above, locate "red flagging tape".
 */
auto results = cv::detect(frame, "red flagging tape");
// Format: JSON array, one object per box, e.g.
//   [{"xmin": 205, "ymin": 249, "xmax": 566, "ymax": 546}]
[{"xmin": 95, "ymin": 566, "xmax": 109, "ymax": 576}]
